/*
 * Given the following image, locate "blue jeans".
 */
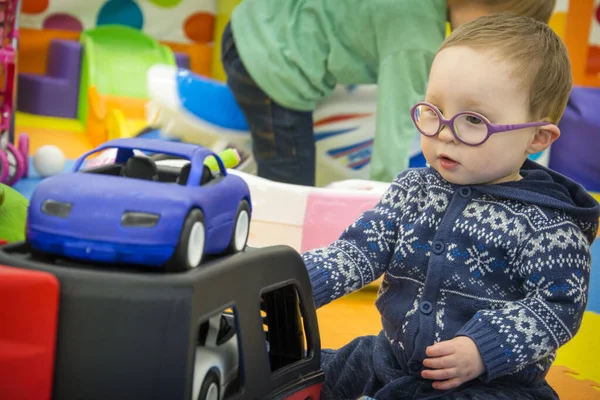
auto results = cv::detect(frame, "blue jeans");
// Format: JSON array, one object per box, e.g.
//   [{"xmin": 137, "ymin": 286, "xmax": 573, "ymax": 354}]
[
  {"xmin": 220, "ymin": 23, "xmax": 316, "ymax": 186},
  {"xmin": 320, "ymin": 332, "xmax": 559, "ymax": 400}
]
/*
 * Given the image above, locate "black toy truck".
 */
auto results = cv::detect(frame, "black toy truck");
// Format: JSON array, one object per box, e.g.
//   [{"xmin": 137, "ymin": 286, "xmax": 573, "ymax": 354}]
[{"xmin": 0, "ymin": 243, "xmax": 324, "ymax": 400}]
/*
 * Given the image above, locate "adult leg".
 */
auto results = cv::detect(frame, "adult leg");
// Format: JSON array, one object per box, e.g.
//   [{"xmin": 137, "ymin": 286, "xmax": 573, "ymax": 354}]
[{"xmin": 220, "ymin": 23, "xmax": 316, "ymax": 186}]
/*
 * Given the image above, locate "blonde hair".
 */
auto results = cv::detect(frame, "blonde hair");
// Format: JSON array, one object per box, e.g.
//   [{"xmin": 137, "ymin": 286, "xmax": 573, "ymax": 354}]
[
  {"xmin": 439, "ymin": 13, "xmax": 572, "ymax": 124},
  {"xmin": 474, "ymin": 0, "xmax": 556, "ymax": 23}
]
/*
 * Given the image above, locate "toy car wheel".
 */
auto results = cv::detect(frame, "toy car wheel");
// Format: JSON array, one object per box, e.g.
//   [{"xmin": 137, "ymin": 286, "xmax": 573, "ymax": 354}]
[
  {"xmin": 226, "ymin": 200, "xmax": 250, "ymax": 254},
  {"xmin": 165, "ymin": 208, "xmax": 205, "ymax": 272},
  {"xmin": 197, "ymin": 369, "xmax": 220, "ymax": 400}
]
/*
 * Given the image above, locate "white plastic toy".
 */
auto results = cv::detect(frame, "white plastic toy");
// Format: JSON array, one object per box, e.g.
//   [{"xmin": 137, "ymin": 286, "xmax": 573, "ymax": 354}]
[{"xmin": 33, "ymin": 145, "xmax": 66, "ymax": 177}]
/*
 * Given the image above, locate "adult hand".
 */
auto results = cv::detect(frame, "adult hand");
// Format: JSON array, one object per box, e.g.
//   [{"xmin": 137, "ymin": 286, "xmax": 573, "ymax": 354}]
[{"xmin": 421, "ymin": 336, "xmax": 485, "ymax": 390}]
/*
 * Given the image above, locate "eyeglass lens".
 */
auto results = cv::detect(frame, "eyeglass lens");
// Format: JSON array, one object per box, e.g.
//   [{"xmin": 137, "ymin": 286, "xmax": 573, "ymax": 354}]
[{"xmin": 413, "ymin": 104, "xmax": 488, "ymax": 145}]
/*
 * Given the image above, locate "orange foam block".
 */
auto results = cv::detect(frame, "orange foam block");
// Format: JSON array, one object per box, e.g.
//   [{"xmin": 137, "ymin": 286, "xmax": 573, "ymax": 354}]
[
  {"xmin": 547, "ymin": 365, "xmax": 600, "ymax": 400},
  {"xmin": 564, "ymin": 0, "xmax": 600, "ymax": 87},
  {"xmin": 161, "ymin": 41, "xmax": 213, "ymax": 77},
  {"xmin": 18, "ymin": 28, "xmax": 80, "ymax": 76},
  {"xmin": 86, "ymin": 86, "xmax": 148, "ymax": 147}
]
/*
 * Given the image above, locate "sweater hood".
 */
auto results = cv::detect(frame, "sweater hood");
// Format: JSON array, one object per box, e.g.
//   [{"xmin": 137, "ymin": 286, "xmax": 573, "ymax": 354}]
[{"xmin": 473, "ymin": 160, "xmax": 599, "ymax": 244}]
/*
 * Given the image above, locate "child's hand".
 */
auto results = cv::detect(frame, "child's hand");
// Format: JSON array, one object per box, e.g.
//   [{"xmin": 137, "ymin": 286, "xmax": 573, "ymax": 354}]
[{"xmin": 421, "ymin": 336, "xmax": 485, "ymax": 390}]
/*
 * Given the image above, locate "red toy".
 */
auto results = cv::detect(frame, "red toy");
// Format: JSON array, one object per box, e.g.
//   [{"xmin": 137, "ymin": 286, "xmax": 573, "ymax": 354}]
[{"xmin": 0, "ymin": 265, "xmax": 60, "ymax": 400}]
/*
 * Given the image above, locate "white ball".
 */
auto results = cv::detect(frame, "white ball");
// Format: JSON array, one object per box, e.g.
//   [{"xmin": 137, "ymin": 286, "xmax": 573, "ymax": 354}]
[{"xmin": 33, "ymin": 145, "xmax": 66, "ymax": 177}]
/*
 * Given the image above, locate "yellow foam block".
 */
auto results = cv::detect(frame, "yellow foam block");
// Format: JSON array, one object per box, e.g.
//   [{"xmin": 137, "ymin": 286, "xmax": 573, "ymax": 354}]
[
  {"xmin": 555, "ymin": 311, "xmax": 600, "ymax": 385},
  {"xmin": 104, "ymin": 108, "xmax": 148, "ymax": 140},
  {"xmin": 15, "ymin": 127, "xmax": 93, "ymax": 159},
  {"xmin": 549, "ymin": 11, "xmax": 567, "ymax": 39},
  {"xmin": 16, "ymin": 112, "xmax": 84, "ymax": 133},
  {"xmin": 317, "ymin": 285, "xmax": 381, "ymax": 350},
  {"xmin": 127, "ymin": 120, "xmax": 148, "ymax": 137},
  {"xmin": 211, "ymin": 0, "xmax": 242, "ymax": 81}
]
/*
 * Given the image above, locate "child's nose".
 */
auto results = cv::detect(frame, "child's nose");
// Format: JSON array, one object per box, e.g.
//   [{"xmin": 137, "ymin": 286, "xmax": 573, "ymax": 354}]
[{"xmin": 437, "ymin": 124, "xmax": 457, "ymax": 144}]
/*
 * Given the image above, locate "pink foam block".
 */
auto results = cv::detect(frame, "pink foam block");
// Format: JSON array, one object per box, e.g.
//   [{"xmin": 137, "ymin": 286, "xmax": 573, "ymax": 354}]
[{"xmin": 301, "ymin": 191, "xmax": 380, "ymax": 252}]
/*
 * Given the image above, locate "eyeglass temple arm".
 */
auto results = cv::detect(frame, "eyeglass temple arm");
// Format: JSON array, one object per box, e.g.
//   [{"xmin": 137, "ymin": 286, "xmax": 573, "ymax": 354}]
[{"xmin": 488, "ymin": 121, "xmax": 549, "ymax": 133}]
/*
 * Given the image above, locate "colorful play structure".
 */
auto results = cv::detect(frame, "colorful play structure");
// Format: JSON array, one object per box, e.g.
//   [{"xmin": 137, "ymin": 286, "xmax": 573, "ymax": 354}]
[
  {"xmin": 17, "ymin": 24, "xmax": 181, "ymax": 148},
  {"xmin": 1, "ymin": 0, "xmax": 600, "ymax": 398}
]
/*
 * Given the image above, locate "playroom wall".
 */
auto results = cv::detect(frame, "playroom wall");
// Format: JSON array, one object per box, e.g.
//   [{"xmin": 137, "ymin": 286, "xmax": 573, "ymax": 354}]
[
  {"xmin": 16, "ymin": 0, "xmax": 600, "ymax": 84},
  {"xmin": 18, "ymin": 0, "xmax": 217, "ymax": 77}
]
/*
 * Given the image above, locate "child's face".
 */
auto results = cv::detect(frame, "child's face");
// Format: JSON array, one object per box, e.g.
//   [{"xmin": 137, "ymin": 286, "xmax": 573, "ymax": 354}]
[{"xmin": 420, "ymin": 46, "xmax": 548, "ymax": 185}]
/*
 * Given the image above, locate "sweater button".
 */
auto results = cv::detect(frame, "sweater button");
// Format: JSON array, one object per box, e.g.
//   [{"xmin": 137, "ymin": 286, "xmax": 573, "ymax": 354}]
[
  {"xmin": 432, "ymin": 241, "xmax": 445, "ymax": 254},
  {"xmin": 459, "ymin": 187, "xmax": 472, "ymax": 198},
  {"xmin": 419, "ymin": 301, "xmax": 433, "ymax": 315},
  {"xmin": 408, "ymin": 360, "xmax": 422, "ymax": 373}
]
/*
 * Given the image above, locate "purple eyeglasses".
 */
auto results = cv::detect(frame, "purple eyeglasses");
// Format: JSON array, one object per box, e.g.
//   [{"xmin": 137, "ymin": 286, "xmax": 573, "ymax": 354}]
[{"xmin": 410, "ymin": 102, "xmax": 548, "ymax": 146}]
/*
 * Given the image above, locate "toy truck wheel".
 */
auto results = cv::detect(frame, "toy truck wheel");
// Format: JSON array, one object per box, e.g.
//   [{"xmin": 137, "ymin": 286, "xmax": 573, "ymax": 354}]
[
  {"xmin": 165, "ymin": 208, "xmax": 205, "ymax": 272},
  {"xmin": 198, "ymin": 369, "xmax": 220, "ymax": 400},
  {"xmin": 226, "ymin": 200, "xmax": 250, "ymax": 254}
]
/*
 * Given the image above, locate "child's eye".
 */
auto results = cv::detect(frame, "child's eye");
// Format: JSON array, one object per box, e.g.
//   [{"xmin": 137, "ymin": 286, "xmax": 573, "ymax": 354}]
[{"xmin": 466, "ymin": 115, "xmax": 483, "ymax": 125}]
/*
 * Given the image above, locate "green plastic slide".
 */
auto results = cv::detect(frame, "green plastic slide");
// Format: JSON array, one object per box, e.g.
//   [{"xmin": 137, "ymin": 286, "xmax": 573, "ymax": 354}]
[{"xmin": 77, "ymin": 25, "xmax": 176, "ymax": 124}]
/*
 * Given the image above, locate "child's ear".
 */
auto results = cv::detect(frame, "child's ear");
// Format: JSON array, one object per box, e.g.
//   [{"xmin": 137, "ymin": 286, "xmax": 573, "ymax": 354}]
[{"xmin": 526, "ymin": 124, "xmax": 560, "ymax": 154}]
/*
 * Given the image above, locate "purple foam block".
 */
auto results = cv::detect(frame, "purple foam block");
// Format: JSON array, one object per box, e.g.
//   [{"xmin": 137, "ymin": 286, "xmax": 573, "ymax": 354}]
[
  {"xmin": 174, "ymin": 52, "xmax": 191, "ymax": 70},
  {"xmin": 549, "ymin": 87, "xmax": 600, "ymax": 192},
  {"xmin": 17, "ymin": 40, "xmax": 82, "ymax": 118}
]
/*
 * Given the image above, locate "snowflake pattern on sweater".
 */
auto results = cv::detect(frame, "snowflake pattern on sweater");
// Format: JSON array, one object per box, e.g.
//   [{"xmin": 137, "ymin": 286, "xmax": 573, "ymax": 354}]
[{"xmin": 303, "ymin": 163, "xmax": 599, "ymax": 384}]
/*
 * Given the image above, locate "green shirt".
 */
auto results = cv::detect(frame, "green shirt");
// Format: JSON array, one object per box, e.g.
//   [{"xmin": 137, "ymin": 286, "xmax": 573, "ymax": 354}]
[{"xmin": 231, "ymin": 0, "xmax": 447, "ymax": 182}]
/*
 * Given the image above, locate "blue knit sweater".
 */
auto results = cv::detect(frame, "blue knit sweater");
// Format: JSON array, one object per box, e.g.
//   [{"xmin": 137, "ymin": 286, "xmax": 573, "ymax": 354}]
[{"xmin": 303, "ymin": 160, "xmax": 599, "ymax": 385}]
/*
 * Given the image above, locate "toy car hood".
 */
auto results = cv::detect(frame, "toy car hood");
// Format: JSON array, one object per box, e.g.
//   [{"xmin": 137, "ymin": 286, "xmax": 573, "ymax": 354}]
[{"xmin": 29, "ymin": 172, "xmax": 194, "ymax": 230}]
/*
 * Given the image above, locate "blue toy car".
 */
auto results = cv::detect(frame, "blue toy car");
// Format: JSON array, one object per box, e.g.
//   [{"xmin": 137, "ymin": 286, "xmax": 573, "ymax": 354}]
[{"xmin": 27, "ymin": 138, "xmax": 252, "ymax": 272}]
